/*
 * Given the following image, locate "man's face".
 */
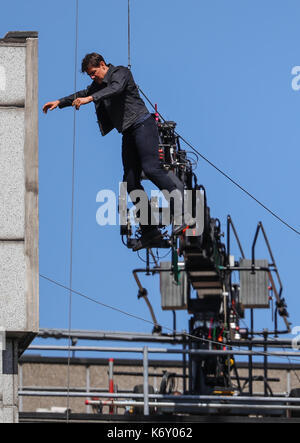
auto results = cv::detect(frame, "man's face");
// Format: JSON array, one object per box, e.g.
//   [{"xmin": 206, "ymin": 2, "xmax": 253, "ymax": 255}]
[{"xmin": 86, "ymin": 61, "xmax": 108, "ymax": 84}]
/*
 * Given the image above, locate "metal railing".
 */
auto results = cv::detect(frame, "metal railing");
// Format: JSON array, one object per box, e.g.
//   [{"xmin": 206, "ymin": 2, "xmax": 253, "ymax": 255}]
[{"xmin": 21, "ymin": 342, "xmax": 300, "ymax": 416}]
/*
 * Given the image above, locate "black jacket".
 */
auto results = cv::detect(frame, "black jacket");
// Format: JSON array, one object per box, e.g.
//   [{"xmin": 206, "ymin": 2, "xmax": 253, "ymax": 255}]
[{"xmin": 58, "ymin": 64, "xmax": 149, "ymax": 135}]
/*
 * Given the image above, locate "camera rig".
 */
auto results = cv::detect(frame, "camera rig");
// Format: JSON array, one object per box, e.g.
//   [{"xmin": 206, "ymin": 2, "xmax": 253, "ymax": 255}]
[{"xmin": 120, "ymin": 112, "xmax": 291, "ymax": 395}]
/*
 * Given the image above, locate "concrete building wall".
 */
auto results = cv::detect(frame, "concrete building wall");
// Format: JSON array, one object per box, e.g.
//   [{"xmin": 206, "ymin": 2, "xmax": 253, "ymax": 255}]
[
  {"xmin": 0, "ymin": 31, "xmax": 39, "ymax": 423},
  {"xmin": 0, "ymin": 31, "xmax": 39, "ymax": 339}
]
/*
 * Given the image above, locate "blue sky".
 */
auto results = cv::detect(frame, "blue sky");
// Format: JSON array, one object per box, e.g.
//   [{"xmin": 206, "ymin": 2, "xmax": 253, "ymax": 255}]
[{"xmin": 1, "ymin": 0, "xmax": 300, "ymax": 360}]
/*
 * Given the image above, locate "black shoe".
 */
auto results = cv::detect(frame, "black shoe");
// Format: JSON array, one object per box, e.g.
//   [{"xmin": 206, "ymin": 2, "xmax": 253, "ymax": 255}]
[{"xmin": 133, "ymin": 228, "xmax": 162, "ymax": 251}]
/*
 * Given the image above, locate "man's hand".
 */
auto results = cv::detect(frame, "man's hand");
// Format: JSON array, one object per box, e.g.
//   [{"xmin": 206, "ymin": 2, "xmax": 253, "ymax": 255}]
[
  {"xmin": 72, "ymin": 96, "xmax": 93, "ymax": 110},
  {"xmin": 43, "ymin": 100, "xmax": 60, "ymax": 114}
]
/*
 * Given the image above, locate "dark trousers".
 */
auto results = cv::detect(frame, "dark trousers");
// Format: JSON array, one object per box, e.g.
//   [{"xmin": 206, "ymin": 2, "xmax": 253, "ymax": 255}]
[{"xmin": 122, "ymin": 115, "xmax": 179, "ymax": 231}]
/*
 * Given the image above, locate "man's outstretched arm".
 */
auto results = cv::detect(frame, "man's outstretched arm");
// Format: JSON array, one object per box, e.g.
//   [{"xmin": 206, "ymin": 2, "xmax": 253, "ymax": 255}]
[
  {"xmin": 57, "ymin": 87, "xmax": 92, "ymax": 109},
  {"xmin": 43, "ymin": 86, "xmax": 93, "ymax": 114}
]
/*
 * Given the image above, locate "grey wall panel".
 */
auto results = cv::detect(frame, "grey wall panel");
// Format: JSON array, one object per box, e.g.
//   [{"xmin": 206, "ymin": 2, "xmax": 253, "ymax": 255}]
[
  {"xmin": 239, "ymin": 259, "xmax": 269, "ymax": 308},
  {"xmin": 160, "ymin": 262, "xmax": 188, "ymax": 310},
  {"xmin": 0, "ymin": 108, "xmax": 25, "ymax": 239},
  {"xmin": 0, "ymin": 242, "xmax": 26, "ymax": 332},
  {"xmin": 0, "ymin": 45, "xmax": 26, "ymax": 106}
]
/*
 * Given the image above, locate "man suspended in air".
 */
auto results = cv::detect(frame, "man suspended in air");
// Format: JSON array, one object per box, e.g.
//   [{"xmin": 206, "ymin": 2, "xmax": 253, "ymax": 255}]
[{"xmin": 43, "ymin": 53, "xmax": 195, "ymax": 250}]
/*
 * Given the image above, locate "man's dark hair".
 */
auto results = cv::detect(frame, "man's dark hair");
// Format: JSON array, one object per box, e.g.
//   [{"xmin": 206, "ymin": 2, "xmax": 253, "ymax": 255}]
[{"xmin": 81, "ymin": 53, "xmax": 106, "ymax": 73}]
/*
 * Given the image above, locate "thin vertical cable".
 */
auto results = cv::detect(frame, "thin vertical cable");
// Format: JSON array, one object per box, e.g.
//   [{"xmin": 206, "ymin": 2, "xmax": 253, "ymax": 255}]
[
  {"xmin": 66, "ymin": 0, "xmax": 79, "ymax": 423},
  {"xmin": 128, "ymin": 0, "xmax": 131, "ymax": 69}
]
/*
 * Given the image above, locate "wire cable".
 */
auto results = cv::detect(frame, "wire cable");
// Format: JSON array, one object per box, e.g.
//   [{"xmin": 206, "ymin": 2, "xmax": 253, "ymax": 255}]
[
  {"xmin": 66, "ymin": 0, "xmax": 79, "ymax": 423},
  {"xmin": 41, "ymin": 274, "xmax": 156, "ymax": 328},
  {"xmin": 138, "ymin": 86, "xmax": 300, "ymax": 236},
  {"xmin": 127, "ymin": 0, "xmax": 131, "ymax": 70},
  {"xmin": 40, "ymin": 273, "xmax": 300, "ymax": 363}
]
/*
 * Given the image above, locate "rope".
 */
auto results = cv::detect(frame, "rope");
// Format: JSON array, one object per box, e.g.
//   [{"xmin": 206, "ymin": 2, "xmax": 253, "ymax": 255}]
[{"xmin": 66, "ymin": 0, "xmax": 79, "ymax": 423}]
